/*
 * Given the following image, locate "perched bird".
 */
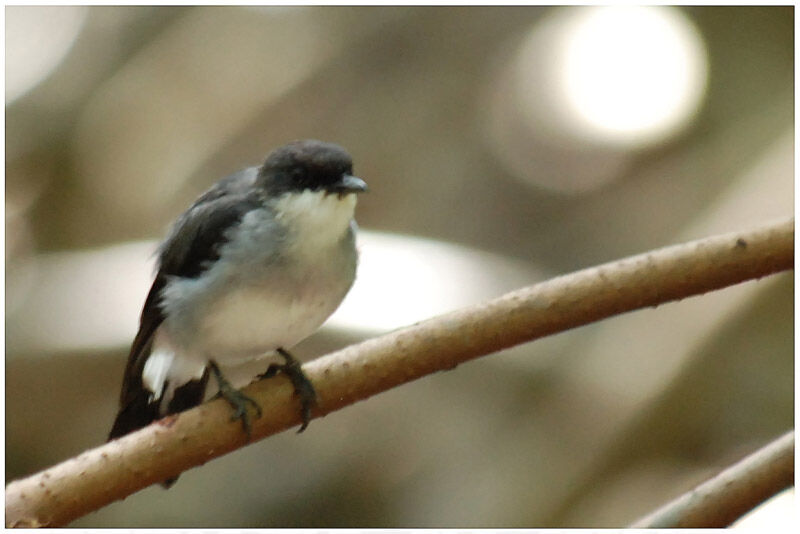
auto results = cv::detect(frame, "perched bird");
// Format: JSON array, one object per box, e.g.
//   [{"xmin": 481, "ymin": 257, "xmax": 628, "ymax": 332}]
[{"xmin": 109, "ymin": 140, "xmax": 368, "ymax": 452}]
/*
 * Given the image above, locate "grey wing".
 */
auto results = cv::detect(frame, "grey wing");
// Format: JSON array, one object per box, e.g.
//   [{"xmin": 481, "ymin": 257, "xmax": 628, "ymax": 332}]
[
  {"xmin": 158, "ymin": 167, "xmax": 263, "ymax": 278},
  {"xmin": 109, "ymin": 167, "xmax": 266, "ymax": 440}
]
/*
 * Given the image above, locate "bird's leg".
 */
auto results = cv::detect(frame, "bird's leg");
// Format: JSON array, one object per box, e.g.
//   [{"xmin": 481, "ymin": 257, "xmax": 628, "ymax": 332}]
[
  {"xmin": 258, "ymin": 348, "xmax": 317, "ymax": 433},
  {"xmin": 209, "ymin": 360, "xmax": 262, "ymax": 439}
]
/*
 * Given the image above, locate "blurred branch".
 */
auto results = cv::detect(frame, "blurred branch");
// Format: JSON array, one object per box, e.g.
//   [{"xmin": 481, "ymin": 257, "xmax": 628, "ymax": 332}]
[
  {"xmin": 631, "ymin": 430, "xmax": 795, "ymax": 528},
  {"xmin": 5, "ymin": 217, "xmax": 793, "ymax": 527}
]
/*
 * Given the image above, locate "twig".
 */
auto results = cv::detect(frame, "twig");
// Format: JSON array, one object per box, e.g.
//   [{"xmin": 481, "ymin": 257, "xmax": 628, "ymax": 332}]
[
  {"xmin": 630, "ymin": 430, "xmax": 795, "ymax": 528},
  {"xmin": 5, "ymin": 217, "xmax": 794, "ymax": 527}
]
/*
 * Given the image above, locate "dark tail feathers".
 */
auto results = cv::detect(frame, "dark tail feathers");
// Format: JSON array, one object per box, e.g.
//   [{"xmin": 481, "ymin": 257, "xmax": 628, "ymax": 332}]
[{"xmin": 109, "ymin": 370, "xmax": 209, "ymax": 488}]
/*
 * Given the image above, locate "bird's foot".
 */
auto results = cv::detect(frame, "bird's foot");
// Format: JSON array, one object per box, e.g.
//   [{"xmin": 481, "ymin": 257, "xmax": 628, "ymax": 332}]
[
  {"xmin": 209, "ymin": 360, "xmax": 263, "ymax": 439},
  {"xmin": 258, "ymin": 348, "xmax": 317, "ymax": 433}
]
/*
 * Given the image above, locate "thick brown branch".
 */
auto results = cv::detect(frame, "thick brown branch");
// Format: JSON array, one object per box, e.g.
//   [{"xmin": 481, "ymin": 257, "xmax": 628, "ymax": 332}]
[
  {"xmin": 630, "ymin": 430, "xmax": 795, "ymax": 528},
  {"xmin": 5, "ymin": 217, "xmax": 794, "ymax": 527}
]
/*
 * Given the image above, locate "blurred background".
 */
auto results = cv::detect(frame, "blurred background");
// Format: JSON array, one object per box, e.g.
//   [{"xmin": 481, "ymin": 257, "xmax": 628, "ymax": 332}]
[{"xmin": 4, "ymin": 5, "xmax": 794, "ymax": 527}]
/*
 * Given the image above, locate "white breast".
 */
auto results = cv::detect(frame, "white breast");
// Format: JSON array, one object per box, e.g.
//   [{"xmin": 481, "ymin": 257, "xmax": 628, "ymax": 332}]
[
  {"xmin": 273, "ymin": 189, "xmax": 358, "ymax": 257},
  {"xmin": 159, "ymin": 191, "xmax": 359, "ymax": 365}
]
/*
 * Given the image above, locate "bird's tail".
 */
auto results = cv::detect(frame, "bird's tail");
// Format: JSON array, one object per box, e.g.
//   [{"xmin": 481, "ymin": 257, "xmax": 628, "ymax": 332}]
[
  {"xmin": 108, "ymin": 386, "xmax": 161, "ymax": 441},
  {"xmin": 109, "ymin": 339, "xmax": 209, "ymax": 487}
]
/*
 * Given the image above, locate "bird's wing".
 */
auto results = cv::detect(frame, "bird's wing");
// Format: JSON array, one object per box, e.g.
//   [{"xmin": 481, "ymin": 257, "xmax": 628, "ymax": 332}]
[
  {"xmin": 157, "ymin": 167, "xmax": 264, "ymax": 278},
  {"xmin": 110, "ymin": 168, "xmax": 267, "ymax": 439}
]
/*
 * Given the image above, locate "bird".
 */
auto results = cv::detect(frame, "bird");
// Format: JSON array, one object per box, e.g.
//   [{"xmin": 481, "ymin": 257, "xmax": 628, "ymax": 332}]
[{"xmin": 109, "ymin": 140, "xmax": 368, "ymax": 456}]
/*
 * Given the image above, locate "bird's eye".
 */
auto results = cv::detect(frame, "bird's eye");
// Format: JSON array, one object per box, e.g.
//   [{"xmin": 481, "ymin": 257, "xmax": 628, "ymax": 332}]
[{"xmin": 290, "ymin": 168, "xmax": 312, "ymax": 187}]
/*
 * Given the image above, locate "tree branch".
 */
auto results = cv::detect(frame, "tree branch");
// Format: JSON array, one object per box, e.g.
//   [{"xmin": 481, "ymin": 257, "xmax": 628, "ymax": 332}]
[
  {"xmin": 5, "ymin": 217, "xmax": 793, "ymax": 527},
  {"xmin": 630, "ymin": 430, "xmax": 795, "ymax": 528}
]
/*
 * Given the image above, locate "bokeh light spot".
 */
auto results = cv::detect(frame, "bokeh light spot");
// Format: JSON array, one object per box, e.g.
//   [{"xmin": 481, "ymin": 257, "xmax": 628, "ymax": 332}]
[
  {"xmin": 5, "ymin": 6, "xmax": 88, "ymax": 104},
  {"xmin": 560, "ymin": 6, "xmax": 708, "ymax": 144}
]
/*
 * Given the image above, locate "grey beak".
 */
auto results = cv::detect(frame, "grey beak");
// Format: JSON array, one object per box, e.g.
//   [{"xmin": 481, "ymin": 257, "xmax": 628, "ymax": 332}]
[{"xmin": 334, "ymin": 174, "xmax": 369, "ymax": 195}]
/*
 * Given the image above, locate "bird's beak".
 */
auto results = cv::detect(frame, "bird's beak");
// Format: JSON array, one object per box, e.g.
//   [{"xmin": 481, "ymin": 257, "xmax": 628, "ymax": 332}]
[{"xmin": 333, "ymin": 174, "xmax": 369, "ymax": 196}]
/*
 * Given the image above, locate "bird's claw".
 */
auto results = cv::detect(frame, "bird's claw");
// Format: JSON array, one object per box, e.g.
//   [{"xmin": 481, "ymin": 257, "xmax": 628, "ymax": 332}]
[
  {"xmin": 259, "ymin": 348, "xmax": 317, "ymax": 432},
  {"xmin": 209, "ymin": 360, "xmax": 263, "ymax": 439}
]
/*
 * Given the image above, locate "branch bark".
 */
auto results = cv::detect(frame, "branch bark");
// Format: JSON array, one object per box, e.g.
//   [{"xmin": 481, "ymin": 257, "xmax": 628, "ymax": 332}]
[
  {"xmin": 630, "ymin": 430, "xmax": 795, "ymax": 528},
  {"xmin": 5, "ymin": 217, "xmax": 794, "ymax": 527}
]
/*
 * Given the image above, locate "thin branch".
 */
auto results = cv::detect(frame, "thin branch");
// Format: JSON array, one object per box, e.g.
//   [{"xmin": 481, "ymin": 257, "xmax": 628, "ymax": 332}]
[
  {"xmin": 5, "ymin": 217, "xmax": 794, "ymax": 527},
  {"xmin": 630, "ymin": 430, "xmax": 795, "ymax": 528}
]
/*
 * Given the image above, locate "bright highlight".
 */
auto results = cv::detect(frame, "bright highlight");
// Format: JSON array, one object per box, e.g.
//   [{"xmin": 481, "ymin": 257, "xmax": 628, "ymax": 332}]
[
  {"xmin": 560, "ymin": 6, "xmax": 708, "ymax": 144},
  {"xmin": 5, "ymin": 6, "xmax": 88, "ymax": 104}
]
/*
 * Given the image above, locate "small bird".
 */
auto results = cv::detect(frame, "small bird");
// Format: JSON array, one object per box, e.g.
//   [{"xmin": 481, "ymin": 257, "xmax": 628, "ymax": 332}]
[{"xmin": 109, "ymin": 140, "xmax": 367, "ymax": 452}]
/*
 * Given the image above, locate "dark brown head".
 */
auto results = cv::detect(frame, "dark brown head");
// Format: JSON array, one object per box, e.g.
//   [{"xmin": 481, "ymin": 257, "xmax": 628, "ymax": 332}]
[{"xmin": 258, "ymin": 140, "xmax": 367, "ymax": 198}]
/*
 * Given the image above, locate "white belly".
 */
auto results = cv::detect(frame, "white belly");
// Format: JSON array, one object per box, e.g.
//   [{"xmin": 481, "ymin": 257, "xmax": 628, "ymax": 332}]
[
  {"xmin": 196, "ymin": 277, "xmax": 350, "ymax": 363},
  {"xmin": 146, "ymin": 251, "xmax": 355, "ymax": 403},
  {"xmin": 145, "ymin": 194, "xmax": 358, "ymax": 403}
]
